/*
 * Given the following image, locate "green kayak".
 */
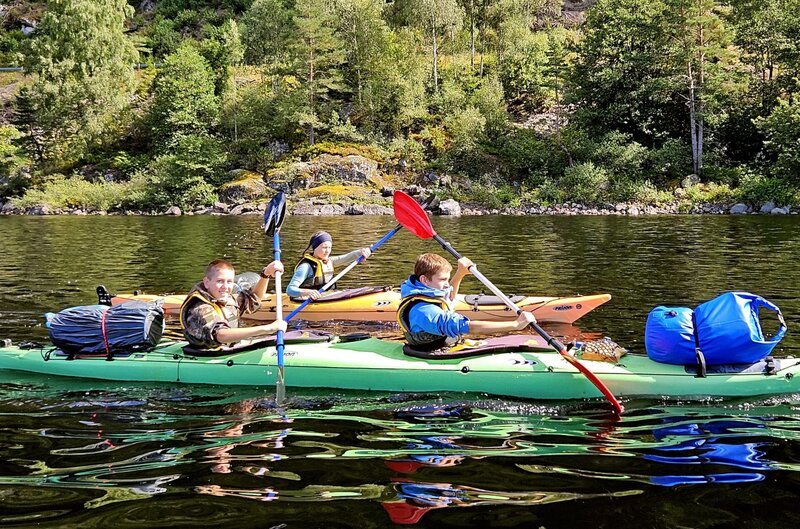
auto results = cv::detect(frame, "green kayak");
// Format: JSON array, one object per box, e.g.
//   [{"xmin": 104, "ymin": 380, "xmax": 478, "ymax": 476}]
[{"xmin": 1, "ymin": 332, "xmax": 798, "ymax": 401}]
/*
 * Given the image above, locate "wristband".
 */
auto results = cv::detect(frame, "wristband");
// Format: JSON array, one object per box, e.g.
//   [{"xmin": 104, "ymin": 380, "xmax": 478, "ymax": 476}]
[{"xmin": 260, "ymin": 268, "xmax": 272, "ymax": 279}]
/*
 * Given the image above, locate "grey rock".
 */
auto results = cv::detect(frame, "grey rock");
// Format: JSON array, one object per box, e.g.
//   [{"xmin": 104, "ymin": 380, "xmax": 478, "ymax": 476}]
[
  {"xmin": 437, "ymin": 199, "xmax": 462, "ymax": 216},
  {"xmin": 770, "ymin": 207, "xmax": 788, "ymax": 215},
  {"xmin": 138, "ymin": 0, "xmax": 157, "ymax": 13},
  {"xmin": 404, "ymin": 184, "xmax": 424, "ymax": 196},
  {"xmin": 213, "ymin": 202, "xmax": 230, "ymax": 213},
  {"xmin": 730, "ymin": 203, "xmax": 749, "ymax": 214},
  {"xmin": 681, "ymin": 174, "xmax": 700, "ymax": 188},
  {"xmin": 28, "ymin": 204, "xmax": 52, "ymax": 215},
  {"xmin": 218, "ymin": 170, "xmax": 269, "ymax": 204},
  {"xmin": 165, "ymin": 206, "xmax": 182, "ymax": 216},
  {"xmin": 380, "ymin": 187, "xmax": 394, "ymax": 197},
  {"xmin": 760, "ymin": 202, "xmax": 776, "ymax": 214}
]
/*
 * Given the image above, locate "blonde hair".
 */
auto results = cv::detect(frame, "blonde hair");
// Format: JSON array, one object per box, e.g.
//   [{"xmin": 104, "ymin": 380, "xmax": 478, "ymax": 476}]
[
  {"xmin": 205, "ymin": 259, "xmax": 235, "ymax": 278},
  {"xmin": 414, "ymin": 253, "xmax": 452, "ymax": 278}
]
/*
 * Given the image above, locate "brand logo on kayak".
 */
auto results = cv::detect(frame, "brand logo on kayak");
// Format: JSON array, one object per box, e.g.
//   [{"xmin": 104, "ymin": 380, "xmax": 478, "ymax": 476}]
[
  {"xmin": 553, "ymin": 305, "xmax": 573, "ymax": 311},
  {"xmin": 374, "ymin": 301, "xmax": 392, "ymax": 306}
]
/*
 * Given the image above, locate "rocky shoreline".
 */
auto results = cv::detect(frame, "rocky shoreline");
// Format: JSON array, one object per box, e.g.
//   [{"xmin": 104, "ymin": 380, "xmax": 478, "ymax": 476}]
[{"xmin": 1, "ymin": 194, "xmax": 795, "ymax": 217}]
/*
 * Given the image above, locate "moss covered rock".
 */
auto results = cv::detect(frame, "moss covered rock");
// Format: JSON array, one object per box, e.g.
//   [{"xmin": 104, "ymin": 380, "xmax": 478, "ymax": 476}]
[{"xmin": 218, "ymin": 169, "xmax": 269, "ymax": 204}]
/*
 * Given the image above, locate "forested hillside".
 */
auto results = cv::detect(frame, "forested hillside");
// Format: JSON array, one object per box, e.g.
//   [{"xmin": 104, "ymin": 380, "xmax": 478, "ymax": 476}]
[{"xmin": 1, "ymin": 0, "xmax": 799, "ymax": 212}]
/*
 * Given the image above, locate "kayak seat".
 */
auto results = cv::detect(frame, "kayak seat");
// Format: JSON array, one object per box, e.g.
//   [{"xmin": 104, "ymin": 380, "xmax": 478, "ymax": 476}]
[
  {"xmin": 403, "ymin": 334, "xmax": 548, "ymax": 360},
  {"xmin": 463, "ymin": 294, "xmax": 526, "ymax": 307},
  {"xmin": 182, "ymin": 329, "xmax": 335, "ymax": 357},
  {"xmin": 291, "ymin": 285, "xmax": 392, "ymax": 303}
]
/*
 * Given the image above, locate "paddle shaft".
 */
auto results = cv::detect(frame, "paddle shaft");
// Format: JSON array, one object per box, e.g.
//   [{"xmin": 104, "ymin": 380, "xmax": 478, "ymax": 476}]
[
  {"xmin": 273, "ymin": 230, "xmax": 286, "ymax": 404},
  {"xmin": 285, "ymin": 225, "xmax": 403, "ymax": 322},
  {"xmin": 431, "ymin": 233, "xmax": 624, "ymax": 414}
]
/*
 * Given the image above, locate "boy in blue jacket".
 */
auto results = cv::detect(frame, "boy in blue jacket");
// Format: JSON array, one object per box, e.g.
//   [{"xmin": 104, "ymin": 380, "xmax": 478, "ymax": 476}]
[{"xmin": 397, "ymin": 253, "xmax": 535, "ymax": 351}]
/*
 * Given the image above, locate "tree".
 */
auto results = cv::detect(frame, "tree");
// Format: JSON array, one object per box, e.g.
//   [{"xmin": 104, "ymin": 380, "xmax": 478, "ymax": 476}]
[
  {"xmin": 150, "ymin": 43, "xmax": 220, "ymax": 143},
  {"xmin": 408, "ymin": 0, "xmax": 464, "ymax": 92},
  {"xmin": 569, "ymin": 0, "xmax": 680, "ymax": 143},
  {"xmin": 241, "ymin": 0, "xmax": 295, "ymax": 68},
  {"xmin": 23, "ymin": 0, "xmax": 138, "ymax": 167},
  {"xmin": 289, "ymin": 0, "xmax": 347, "ymax": 144},
  {"xmin": 664, "ymin": 0, "xmax": 737, "ymax": 176}
]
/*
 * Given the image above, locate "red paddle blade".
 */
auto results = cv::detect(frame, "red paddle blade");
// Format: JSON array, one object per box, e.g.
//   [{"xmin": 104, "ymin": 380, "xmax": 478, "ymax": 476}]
[{"xmin": 393, "ymin": 190, "xmax": 436, "ymax": 239}]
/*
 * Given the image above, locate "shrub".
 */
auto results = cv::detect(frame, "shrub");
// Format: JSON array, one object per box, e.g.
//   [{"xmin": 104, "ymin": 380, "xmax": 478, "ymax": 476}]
[
  {"xmin": 646, "ymin": 138, "xmax": 692, "ymax": 186},
  {"xmin": 559, "ymin": 162, "xmax": 609, "ymax": 204},
  {"xmin": 738, "ymin": 172, "xmax": 797, "ymax": 206},
  {"xmin": 496, "ymin": 129, "xmax": 566, "ymax": 185},
  {"xmin": 11, "ymin": 176, "xmax": 132, "ymax": 211}
]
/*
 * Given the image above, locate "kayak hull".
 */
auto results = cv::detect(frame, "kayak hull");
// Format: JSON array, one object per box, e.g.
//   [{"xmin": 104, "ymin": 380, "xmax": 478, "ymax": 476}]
[
  {"xmin": 111, "ymin": 291, "xmax": 612, "ymax": 324},
  {"xmin": 2, "ymin": 337, "xmax": 798, "ymax": 401}
]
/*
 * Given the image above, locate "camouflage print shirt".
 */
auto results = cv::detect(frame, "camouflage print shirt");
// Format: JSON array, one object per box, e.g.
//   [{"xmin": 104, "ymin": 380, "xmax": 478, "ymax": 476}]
[{"xmin": 181, "ymin": 282, "xmax": 261, "ymax": 349}]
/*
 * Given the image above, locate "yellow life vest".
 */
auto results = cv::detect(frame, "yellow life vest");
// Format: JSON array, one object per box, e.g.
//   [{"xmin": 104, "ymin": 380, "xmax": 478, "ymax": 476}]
[
  {"xmin": 396, "ymin": 295, "xmax": 453, "ymax": 351},
  {"xmin": 295, "ymin": 253, "xmax": 334, "ymax": 289}
]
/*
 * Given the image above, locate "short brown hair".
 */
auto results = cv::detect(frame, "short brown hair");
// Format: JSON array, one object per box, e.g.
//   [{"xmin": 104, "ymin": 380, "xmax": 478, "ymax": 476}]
[
  {"xmin": 205, "ymin": 259, "xmax": 235, "ymax": 278},
  {"xmin": 414, "ymin": 253, "xmax": 451, "ymax": 278}
]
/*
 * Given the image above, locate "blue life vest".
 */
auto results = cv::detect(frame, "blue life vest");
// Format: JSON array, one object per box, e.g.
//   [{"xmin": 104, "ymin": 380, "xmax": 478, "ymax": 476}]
[{"xmin": 644, "ymin": 292, "xmax": 786, "ymax": 365}]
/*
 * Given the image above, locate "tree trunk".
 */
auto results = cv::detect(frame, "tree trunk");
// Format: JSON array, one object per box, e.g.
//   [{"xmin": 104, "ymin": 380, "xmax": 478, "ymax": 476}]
[
  {"xmin": 431, "ymin": 15, "xmax": 439, "ymax": 91},
  {"xmin": 470, "ymin": 0, "xmax": 475, "ymax": 70}
]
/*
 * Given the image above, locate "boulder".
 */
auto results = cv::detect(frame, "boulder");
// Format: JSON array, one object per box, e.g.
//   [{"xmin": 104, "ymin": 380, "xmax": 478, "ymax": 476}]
[
  {"xmin": 213, "ymin": 201, "xmax": 230, "ymax": 213},
  {"xmin": 759, "ymin": 201, "xmax": 776, "ymax": 214},
  {"xmin": 165, "ymin": 206, "xmax": 182, "ymax": 216},
  {"xmin": 681, "ymin": 174, "xmax": 700, "ymax": 188},
  {"xmin": 730, "ymin": 203, "xmax": 749, "ymax": 214},
  {"xmin": 218, "ymin": 170, "xmax": 269, "ymax": 204},
  {"xmin": 770, "ymin": 207, "xmax": 788, "ymax": 215},
  {"xmin": 27, "ymin": 204, "xmax": 52, "ymax": 215},
  {"xmin": 437, "ymin": 199, "xmax": 462, "ymax": 217},
  {"xmin": 345, "ymin": 203, "xmax": 393, "ymax": 215}
]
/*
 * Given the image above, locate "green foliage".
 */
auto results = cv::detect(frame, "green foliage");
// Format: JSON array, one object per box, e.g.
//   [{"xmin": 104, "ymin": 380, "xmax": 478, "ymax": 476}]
[
  {"xmin": 0, "ymin": 125, "xmax": 31, "ymax": 198},
  {"xmin": 198, "ymin": 19, "xmax": 244, "ymax": 95},
  {"xmin": 150, "ymin": 43, "xmax": 220, "ymax": 142},
  {"xmin": 0, "ymin": 29, "xmax": 25, "ymax": 65},
  {"xmin": 559, "ymin": 162, "xmax": 610, "ymax": 204},
  {"xmin": 289, "ymin": 0, "xmax": 347, "ymax": 144},
  {"xmin": 23, "ymin": 0, "xmax": 139, "ymax": 166},
  {"xmin": 682, "ymin": 182, "xmax": 737, "ymax": 204},
  {"xmin": 146, "ymin": 16, "xmax": 182, "ymax": 59},
  {"xmin": 241, "ymin": 0, "xmax": 294, "ymax": 66},
  {"xmin": 134, "ymin": 133, "xmax": 227, "ymax": 209},
  {"xmin": 11, "ymin": 175, "xmax": 133, "ymax": 211},
  {"xmin": 498, "ymin": 20, "xmax": 549, "ymax": 108},
  {"xmin": 444, "ymin": 106, "xmax": 486, "ymax": 155},
  {"xmin": 471, "ymin": 76, "xmax": 509, "ymax": 139},
  {"xmin": 647, "ymin": 138, "xmax": 693, "ymax": 185},
  {"xmin": 757, "ymin": 86, "xmax": 800, "ymax": 184},
  {"xmin": 496, "ymin": 128, "xmax": 566, "ymax": 185},
  {"xmin": 738, "ymin": 172, "xmax": 797, "ymax": 206}
]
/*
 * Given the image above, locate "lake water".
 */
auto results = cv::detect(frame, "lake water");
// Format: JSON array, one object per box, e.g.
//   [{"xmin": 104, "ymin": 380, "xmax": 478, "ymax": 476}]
[{"xmin": 1, "ymin": 214, "xmax": 799, "ymax": 527}]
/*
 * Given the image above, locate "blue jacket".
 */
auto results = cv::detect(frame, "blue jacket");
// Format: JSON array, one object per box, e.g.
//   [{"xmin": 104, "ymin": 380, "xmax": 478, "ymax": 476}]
[{"xmin": 399, "ymin": 276, "xmax": 470, "ymax": 338}]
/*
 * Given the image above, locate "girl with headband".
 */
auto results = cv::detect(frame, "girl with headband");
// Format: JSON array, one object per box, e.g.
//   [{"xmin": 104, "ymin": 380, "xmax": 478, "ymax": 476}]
[{"xmin": 286, "ymin": 231, "xmax": 371, "ymax": 300}]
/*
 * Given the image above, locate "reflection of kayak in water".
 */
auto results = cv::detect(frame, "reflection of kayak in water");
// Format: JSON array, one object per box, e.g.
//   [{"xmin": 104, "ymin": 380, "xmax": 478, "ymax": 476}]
[
  {"xmin": 111, "ymin": 286, "xmax": 612, "ymax": 324},
  {"xmin": 2, "ymin": 333, "xmax": 800, "ymax": 400}
]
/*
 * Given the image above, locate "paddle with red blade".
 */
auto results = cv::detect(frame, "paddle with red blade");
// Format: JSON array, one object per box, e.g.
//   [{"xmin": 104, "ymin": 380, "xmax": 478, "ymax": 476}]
[{"xmin": 393, "ymin": 190, "xmax": 624, "ymax": 414}]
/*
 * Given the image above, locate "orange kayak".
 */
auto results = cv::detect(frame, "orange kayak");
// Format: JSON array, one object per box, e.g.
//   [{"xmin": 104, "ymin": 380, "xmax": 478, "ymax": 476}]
[{"xmin": 112, "ymin": 286, "xmax": 610, "ymax": 324}]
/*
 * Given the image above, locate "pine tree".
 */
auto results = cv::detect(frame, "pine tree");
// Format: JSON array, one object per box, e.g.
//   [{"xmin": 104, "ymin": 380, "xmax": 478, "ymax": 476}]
[{"xmin": 24, "ymin": 0, "xmax": 138, "ymax": 167}]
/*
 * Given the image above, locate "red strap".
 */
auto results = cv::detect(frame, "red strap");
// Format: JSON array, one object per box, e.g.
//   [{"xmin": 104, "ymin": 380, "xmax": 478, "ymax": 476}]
[{"xmin": 100, "ymin": 309, "xmax": 110, "ymax": 356}]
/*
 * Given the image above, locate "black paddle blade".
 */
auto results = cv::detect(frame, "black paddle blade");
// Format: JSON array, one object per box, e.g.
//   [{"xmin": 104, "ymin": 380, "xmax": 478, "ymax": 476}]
[{"xmin": 263, "ymin": 192, "xmax": 287, "ymax": 236}]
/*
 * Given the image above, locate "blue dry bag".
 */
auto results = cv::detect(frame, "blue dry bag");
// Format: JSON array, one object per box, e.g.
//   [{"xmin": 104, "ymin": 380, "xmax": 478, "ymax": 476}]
[
  {"xmin": 644, "ymin": 292, "xmax": 786, "ymax": 365},
  {"xmin": 47, "ymin": 301, "xmax": 164, "ymax": 356}
]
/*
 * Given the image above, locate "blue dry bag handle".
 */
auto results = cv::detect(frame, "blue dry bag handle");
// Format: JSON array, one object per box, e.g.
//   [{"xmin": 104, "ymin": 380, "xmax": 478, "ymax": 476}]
[{"xmin": 749, "ymin": 294, "xmax": 787, "ymax": 344}]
